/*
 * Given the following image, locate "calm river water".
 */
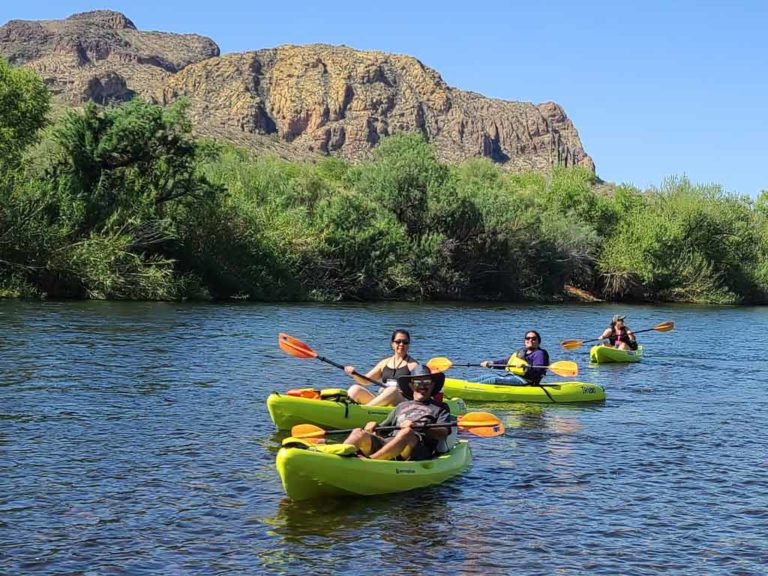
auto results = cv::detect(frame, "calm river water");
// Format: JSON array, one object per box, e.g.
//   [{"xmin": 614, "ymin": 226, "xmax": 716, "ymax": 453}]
[{"xmin": 2, "ymin": 301, "xmax": 767, "ymax": 575}]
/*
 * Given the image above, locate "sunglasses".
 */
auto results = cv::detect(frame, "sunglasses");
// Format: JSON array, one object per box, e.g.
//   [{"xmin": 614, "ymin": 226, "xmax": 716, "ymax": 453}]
[
  {"xmin": 410, "ymin": 378, "xmax": 433, "ymax": 389},
  {"xmin": 524, "ymin": 336, "xmax": 538, "ymax": 341},
  {"xmin": 393, "ymin": 339, "xmax": 410, "ymax": 345}
]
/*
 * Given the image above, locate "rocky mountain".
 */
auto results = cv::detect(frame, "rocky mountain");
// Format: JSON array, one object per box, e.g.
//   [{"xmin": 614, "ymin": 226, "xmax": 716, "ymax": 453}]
[{"xmin": 0, "ymin": 10, "xmax": 595, "ymax": 172}]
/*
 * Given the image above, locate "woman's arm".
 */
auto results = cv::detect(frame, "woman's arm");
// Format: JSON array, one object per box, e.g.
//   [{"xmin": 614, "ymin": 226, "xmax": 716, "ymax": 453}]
[
  {"xmin": 480, "ymin": 357, "xmax": 509, "ymax": 368},
  {"xmin": 344, "ymin": 358, "xmax": 386, "ymax": 385},
  {"xmin": 365, "ymin": 358, "xmax": 387, "ymax": 380},
  {"xmin": 524, "ymin": 349, "xmax": 549, "ymax": 381}
]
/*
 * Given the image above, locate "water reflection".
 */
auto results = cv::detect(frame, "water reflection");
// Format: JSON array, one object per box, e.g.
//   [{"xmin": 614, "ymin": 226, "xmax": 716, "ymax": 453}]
[{"xmin": 261, "ymin": 488, "xmax": 461, "ymax": 572}]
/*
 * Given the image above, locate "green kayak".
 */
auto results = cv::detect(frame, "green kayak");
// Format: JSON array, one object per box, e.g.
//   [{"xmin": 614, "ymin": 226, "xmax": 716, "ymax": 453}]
[
  {"xmin": 276, "ymin": 439, "xmax": 471, "ymax": 501},
  {"xmin": 589, "ymin": 345, "xmax": 644, "ymax": 364},
  {"xmin": 442, "ymin": 378, "xmax": 606, "ymax": 403},
  {"xmin": 267, "ymin": 391, "xmax": 467, "ymax": 430}
]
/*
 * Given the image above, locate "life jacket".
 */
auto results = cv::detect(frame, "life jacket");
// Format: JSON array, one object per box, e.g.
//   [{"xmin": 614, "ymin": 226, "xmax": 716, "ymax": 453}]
[
  {"xmin": 504, "ymin": 349, "xmax": 529, "ymax": 376},
  {"xmin": 609, "ymin": 327, "xmax": 631, "ymax": 346}
]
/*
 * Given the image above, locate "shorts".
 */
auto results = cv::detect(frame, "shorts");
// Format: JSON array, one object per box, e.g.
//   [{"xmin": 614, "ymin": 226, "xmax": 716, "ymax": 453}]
[{"xmin": 368, "ymin": 431, "xmax": 435, "ymax": 461}]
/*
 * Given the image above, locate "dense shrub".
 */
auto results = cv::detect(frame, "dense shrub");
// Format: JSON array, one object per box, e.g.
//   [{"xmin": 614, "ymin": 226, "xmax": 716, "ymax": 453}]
[{"xmin": 1, "ymin": 61, "xmax": 767, "ymax": 303}]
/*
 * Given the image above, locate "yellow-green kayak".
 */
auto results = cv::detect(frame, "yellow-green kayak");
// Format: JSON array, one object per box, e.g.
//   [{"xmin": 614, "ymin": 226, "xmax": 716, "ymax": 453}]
[
  {"xmin": 276, "ymin": 439, "xmax": 471, "ymax": 500},
  {"xmin": 589, "ymin": 345, "xmax": 644, "ymax": 364},
  {"xmin": 267, "ymin": 391, "xmax": 467, "ymax": 430},
  {"xmin": 442, "ymin": 378, "xmax": 606, "ymax": 403}
]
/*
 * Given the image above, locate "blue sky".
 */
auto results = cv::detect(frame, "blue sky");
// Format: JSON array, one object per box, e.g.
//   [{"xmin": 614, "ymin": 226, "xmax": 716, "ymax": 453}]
[{"xmin": 3, "ymin": 1, "xmax": 767, "ymax": 196}]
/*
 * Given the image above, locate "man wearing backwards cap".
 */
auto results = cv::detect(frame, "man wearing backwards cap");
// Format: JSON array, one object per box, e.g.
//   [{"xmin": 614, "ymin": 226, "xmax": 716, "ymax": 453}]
[
  {"xmin": 342, "ymin": 365, "xmax": 452, "ymax": 461},
  {"xmin": 598, "ymin": 314, "xmax": 638, "ymax": 351}
]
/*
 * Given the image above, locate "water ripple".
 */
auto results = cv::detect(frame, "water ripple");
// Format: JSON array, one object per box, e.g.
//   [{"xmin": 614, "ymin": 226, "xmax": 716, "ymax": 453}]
[{"xmin": 1, "ymin": 301, "xmax": 767, "ymax": 574}]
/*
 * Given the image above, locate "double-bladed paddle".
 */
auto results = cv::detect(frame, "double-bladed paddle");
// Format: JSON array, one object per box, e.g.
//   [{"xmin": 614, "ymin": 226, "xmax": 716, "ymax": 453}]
[
  {"xmin": 559, "ymin": 320, "xmax": 675, "ymax": 351},
  {"xmin": 278, "ymin": 332, "xmax": 387, "ymax": 388},
  {"xmin": 426, "ymin": 356, "xmax": 578, "ymax": 378},
  {"xmin": 290, "ymin": 411, "xmax": 505, "ymax": 442}
]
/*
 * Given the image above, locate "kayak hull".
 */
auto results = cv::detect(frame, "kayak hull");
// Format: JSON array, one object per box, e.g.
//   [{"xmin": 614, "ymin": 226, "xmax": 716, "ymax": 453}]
[
  {"xmin": 267, "ymin": 392, "xmax": 467, "ymax": 430},
  {"xmin": 590, "ymin": 345, "xmax": 644, "ymax": 364},
  {"xmin": 442, "ymin": 378, "xmax": 606, "ymax": 403},
  {"xmin": 276, "ymin": 440, "xmax": 471, "ymax": 501}
]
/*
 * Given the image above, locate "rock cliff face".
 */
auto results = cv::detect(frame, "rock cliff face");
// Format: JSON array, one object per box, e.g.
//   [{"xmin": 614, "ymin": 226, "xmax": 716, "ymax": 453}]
[
  {"xmin": 0, "ymin": 10, "xmax": 594, "ymax": 172},
  {"xmin": 0, "ymin": 10, "xmax": 219, "ymax": 104}
]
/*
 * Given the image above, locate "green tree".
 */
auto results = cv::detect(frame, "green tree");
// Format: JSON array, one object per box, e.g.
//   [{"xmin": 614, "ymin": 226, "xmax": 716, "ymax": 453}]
[
  {"xmin": 598, "ymin": 177, "xmax": 762, "ymax": 303},
  {"xmin": 33, "ymin": 98, "xmax": 223, "ymax": 299},
  {"xmin": 0, "ymin": 61, "xmax": 52, "ymax": 296},
  {"xmin": 51, "ymin": 99, "xmax": 218, "ymax": 234},
  {"xmin": 348, "ymin": 134, "xmax": 448, "ymax": 237},
  {"xmin": 0, "ymin": 58, "xmax": 50, "ymax": 174}
]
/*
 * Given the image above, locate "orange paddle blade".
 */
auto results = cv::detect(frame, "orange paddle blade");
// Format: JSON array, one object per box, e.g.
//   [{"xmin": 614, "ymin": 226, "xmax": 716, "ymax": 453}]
[
  {"xmin": 559, "ymin": 339, "xmax": 584, "ymax": 351},
  {"xmin": 548, "ymin": 360, "xmax": 578, "ymax": 377},
  {"xmin": 458, "ymin": 411, "xmax": 505, "ymax": 437},
  {"xmin": 464, "ymin": 426, "xmax": 504, "ymax": 437},
  {"xmin": 655, "ymin": 321, "xmax": 675, "ymax": 332},
  {"xmin": 291, "ymin": 423, "xmax": 327, "ymax": 440},
  {"xmin": 278, "ymin": 333, "xmax": 318, "ymax": 359},
  {"xmin": 457, "ymin": 411, "xmax": 501, "ymax": 426},
  {"xmin": 427, "ymin": 357, "xmax": 453, "ymax": 372}
]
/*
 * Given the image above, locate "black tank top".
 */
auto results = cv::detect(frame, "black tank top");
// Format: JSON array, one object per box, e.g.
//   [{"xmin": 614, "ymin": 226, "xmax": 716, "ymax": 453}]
[{"xmin": 381, "ymin": 364, "xmax": 412, "ymax": 382}]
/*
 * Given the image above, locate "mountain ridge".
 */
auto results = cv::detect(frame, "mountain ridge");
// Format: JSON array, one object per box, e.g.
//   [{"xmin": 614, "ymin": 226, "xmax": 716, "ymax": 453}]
[{"xmin": 0, "ymin": 10, "xmax": 595, "ymax": 172}]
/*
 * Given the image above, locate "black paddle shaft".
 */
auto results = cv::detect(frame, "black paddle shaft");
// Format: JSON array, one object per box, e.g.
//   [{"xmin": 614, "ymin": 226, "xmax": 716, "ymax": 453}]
[
  {"xmin": 317, "ymin": 355, "xmax": 386, "ymax": 388},
  {"xmin": 323, "ymin": 421, "xmax": 459, "ymax": 436}
]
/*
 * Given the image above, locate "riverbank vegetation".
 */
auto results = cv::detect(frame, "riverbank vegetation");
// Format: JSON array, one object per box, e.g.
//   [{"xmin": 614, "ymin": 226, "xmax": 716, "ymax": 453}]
[{"xmin": 1, "ymin": 59, "xmax": 767, "ymax": 304}]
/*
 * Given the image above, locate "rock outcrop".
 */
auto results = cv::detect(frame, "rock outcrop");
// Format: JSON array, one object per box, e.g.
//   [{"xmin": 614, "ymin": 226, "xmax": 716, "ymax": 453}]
[
  {"xmin": 0, "ymin": 10, "xmax": 218, "ymax": 104},
  {"xmin": 0, "ymin": 10, "xmax": 594, "ymax": 172}
]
